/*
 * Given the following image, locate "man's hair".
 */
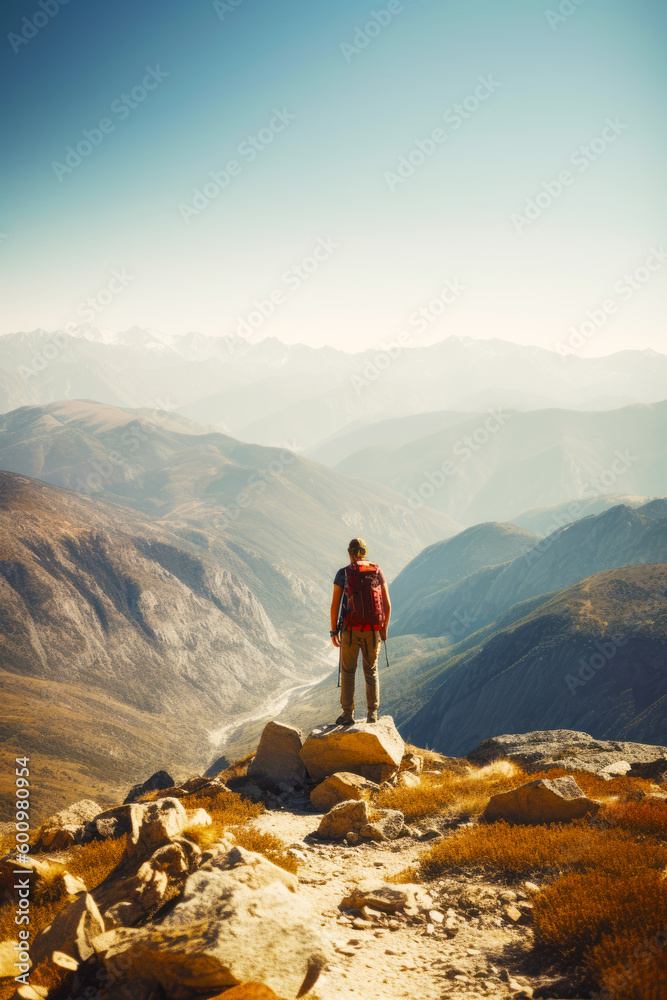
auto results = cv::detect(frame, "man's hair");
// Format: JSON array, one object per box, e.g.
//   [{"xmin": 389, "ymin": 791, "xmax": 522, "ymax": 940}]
[{"xmin": 348, "ymin": 537, "xmax": 368, "ymax": 559}]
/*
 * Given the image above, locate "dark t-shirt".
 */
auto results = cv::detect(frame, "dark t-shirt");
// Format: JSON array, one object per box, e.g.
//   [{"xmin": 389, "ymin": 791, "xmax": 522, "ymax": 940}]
[{"xmin": 334, "ymin": 562, "xmax": 386, "ymax": 631}]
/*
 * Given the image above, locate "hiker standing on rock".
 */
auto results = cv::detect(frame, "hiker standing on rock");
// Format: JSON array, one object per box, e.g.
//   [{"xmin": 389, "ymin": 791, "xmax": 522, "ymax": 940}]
[{"xmin": 330, "ymin": 538, "xmax": 390, "ymax": 726}]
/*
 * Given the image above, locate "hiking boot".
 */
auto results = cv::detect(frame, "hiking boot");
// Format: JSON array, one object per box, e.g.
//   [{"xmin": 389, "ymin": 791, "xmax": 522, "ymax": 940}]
[
  {"xmin": 336, "ymin": 713, "xmax": 355, "ymax": 726},
  {"xmin": 367, "ymin": 709, "xmax": 378, "ymax": 723}
]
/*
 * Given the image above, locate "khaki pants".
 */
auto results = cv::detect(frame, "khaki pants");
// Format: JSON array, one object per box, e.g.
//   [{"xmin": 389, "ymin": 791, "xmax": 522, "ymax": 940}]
[{"xmin": 340, "ymin": 629, "xmax": 381, "ymax": 714}]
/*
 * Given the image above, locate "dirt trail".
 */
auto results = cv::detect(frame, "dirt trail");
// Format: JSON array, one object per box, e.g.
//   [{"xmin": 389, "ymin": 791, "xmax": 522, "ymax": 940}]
[{"xmin": 251, "ymin": 809, "xmax": 537, "ymax": 1000}]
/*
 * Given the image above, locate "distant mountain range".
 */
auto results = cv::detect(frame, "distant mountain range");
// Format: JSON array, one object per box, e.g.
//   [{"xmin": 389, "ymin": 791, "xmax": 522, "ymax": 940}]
[
  {"xmin": 2, "ymin": 327, "xmax": 667, "ymax": 450},
  {"xmin": 326, "ymin": 401, "xmax": 667, "ymax": 526}
]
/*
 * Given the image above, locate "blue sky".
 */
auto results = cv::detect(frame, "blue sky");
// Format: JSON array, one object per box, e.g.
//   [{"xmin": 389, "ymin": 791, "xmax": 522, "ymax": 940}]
[{"xmin": 1, "ymin": 0, "xmax": 665, "ymax": 354}]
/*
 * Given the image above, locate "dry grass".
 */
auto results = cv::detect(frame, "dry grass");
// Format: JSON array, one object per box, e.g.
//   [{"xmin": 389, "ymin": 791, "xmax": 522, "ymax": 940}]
[
  {"xmin": 182, "ymin": 790, "xmax": 264, "ymax": 851},
  {"xmin": 600, "ymin": 796, "xmax": 667, "ymax": 839},
  {"xmin": 233, "ymin": 828, "xmax": 299, "ymax": 875},
  {"xmin": 0, "ymin": 836, "xmax": 127, "ymax": 947},
  {"xmin": 375, "ymin": 760, "xmax": 526, "ymax": 822}
]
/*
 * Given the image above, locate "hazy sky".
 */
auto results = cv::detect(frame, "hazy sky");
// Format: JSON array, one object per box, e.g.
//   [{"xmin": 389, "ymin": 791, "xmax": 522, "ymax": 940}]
[{"xmin": 1, "ymin": 0, "xmax": 665, "ymax": 355}]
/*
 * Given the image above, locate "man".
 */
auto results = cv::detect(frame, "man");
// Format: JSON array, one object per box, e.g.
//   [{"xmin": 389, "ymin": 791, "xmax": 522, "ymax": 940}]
[{"xmin": 330, "ymin": 537, "xmax": 391, "ymax": 725}]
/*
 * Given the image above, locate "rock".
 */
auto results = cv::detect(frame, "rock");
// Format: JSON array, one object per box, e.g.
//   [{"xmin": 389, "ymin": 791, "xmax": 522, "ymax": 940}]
[
  {"xmin": 310, "ymin": 772, "xmax": 379, "ymax": 812},
  {"xmin": 483, "ymin": 776, "xmax": 600, "ymax": 825},
  {"xmin": 94, "ymin": 839, "xmax": 197, "ymax": 929},
  {"xmin": 127, "ymin": 797, "xmax": 189, "ymax": 859},
  {"xmin": 35, "ymin": 825, "xmax": 82, "ymax": 852},
  {"xmin": 341, "ymin": 884, "xmax": 411, "ymax": 913},
  {"xmin": 32, "ymin": 892, "xmax": 105, "ymax": 965},
  {"xmin": 89, "ymin": 804, "xmax": 134, "ymax": 841},
  {"xmin": 400, "ymin": 753, "xmax": 422, "ymax": 773},
  {"xmin": 504, "ymin": 904, "xmax": 523, "ymax": 923},
  {"xmin": 185, "ymin": 807, "xmax": 212, "ymax": 830},
  {"xmin": 209, "ymin": 988, "xmax": 283, "ymax": 1000},
  {"xmin": 396, "ymin": 771, "xmax": 420, "ymax": 788},
  {"xmin": 318, "ymin": 799, "xmax": 370, "ymax": 839},
  {"xmin": 206, "ymin": 845, "xmax": 298, "ymax": 893},
  {"xmin": 300, "ymin": 717, "xmax": 404, "ymax": 783},
  {"xmin": 627, "ymin": 757, "xmax": 667, "ymax": 781},
  {"xmin": 0, "ymin": 855, "xmax": 65, "ymax": 896},
  {"xmin": 94, "ymin": 868, "xmax": 328, "ymax": 1000},
  {"xmin": 248, "ymin": 721, "xmax": 306, "ymax": 790},
  {"xmin": 419, "ymin": 827, "xmax": 442, "ymax": 842},
  {"xmin": 468, "ymin": 730, "xmax": 667, "ymax": 776},
  {"xmin": 360, "ymin": 808, "xmax": 405, "ymax": 842},
  {"xmin": 598, "ymin": 760, "xmax": 631, "ymax": 776},
  {"xmin": 123, "ymin": 770, "xmax": 175, "ymax": 804},
  {"xmin": 34, "ymin": 799, "xmax": 103, "ymax": 852}
]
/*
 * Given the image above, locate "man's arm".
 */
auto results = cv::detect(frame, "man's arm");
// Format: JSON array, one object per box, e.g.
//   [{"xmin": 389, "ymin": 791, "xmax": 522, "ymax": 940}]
[
  {"xmin": 380, "ymin": 583, "xmax": 391, "ymax": 640},
  {"xmin": 331, "ymin": 584, "xmax": 343, "ymax": 646}
]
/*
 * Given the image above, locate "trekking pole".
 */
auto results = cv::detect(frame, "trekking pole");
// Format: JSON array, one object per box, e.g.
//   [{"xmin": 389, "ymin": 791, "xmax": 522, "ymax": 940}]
[
  {"xmin": 337, "ymin": 630, "xmax": 342, "ymax": 688},
  {"xmin": 384, "ymin": 635, "xmax": 389, "ymax": 669}
]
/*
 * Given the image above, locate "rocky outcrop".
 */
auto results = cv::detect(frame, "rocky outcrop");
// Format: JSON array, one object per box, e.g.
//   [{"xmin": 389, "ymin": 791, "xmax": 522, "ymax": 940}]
[
  {"xmin": 300, "ymin": 717, "xmax": 404, "ymax": 783},
  {"xmin": 248, "ymin": 722, "xmax": 306, "ymax": 790},
  {"xmin": 127, "ymin": 797, "xmax": 190, "ymax": 859},
  {"xmin": 310, "ymin": 771, "xmax": 379, "ymax": 812},
  {"xmin": 205, "ymin": 846, "xmax": 298, "ymax": 894},
  {"xmin": 94, "ymin": 865, "xmax": 329, "ymax": 1000},
  {"xmin": 35, "ymin": 799, "xmax": 103, "ymax": 851},
  {"xmin": 32, "ymin": 893, "xmax": 105, "ymax": 966},
  {"xmin": 317, "ymin": 799, "xmax": 406, "ymax": 841},
  {"xmin": 483, "ymin": 775, "xmax": 601, "ymax": 825},
  {"xmin": 468, "ymin": 730, "xmax": 667, "ymax": 778},
  {"xmin": 124, "ymin": 770, "xmax": 175, "ymax": 804}
]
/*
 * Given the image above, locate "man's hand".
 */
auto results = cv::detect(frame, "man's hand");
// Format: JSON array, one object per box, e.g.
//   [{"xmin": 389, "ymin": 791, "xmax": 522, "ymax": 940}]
[
  {"xmin": 331, "ymin": 633, "xmax": 341, "ymax": 647},
  {"xmin": 379, "ymin": 626, "xmax": 388, "ymax": 642}
]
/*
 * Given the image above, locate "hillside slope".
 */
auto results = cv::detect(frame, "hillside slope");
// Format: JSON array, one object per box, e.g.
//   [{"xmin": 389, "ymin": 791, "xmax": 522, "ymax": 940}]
[
  {"xmin": 402, "ymin": 564, "xmax": 667, "ymax": 755},
  {"xmin": 392, "ymin": 501, "xmax": 667, "ymax": 641}
]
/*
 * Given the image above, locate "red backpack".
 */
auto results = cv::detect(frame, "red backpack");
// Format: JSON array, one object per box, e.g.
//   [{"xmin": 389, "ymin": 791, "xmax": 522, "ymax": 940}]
[{"xmin": 343, "ymin": 561, "xmax": 386, "ymax": 630}]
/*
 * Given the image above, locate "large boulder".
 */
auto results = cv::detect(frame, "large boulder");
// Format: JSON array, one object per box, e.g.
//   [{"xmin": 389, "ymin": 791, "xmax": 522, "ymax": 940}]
[
  {"xmin": 86, "ymin": 804, "xmax": 134, "ymax": 842},
  {"xmin": 127, "ymin": 797, "xmax": 190, "ymax": 859},
  {"xmin": 359, "ymin": 808, "xmax": 405, "ymax": 842},
  {"xmin": 310, "ymin": 772, "xmax": 379, "ymax": 812},
  {"xmin": 94, "ymin": 839, "xmax": 200, "ymax": 929},
  {"xmin": 483, "ymin": 775, "xmax": 601, "ymax": 825},
  {"xmin": 468, "ymin": 730, "xmax": 667, "ymax": 776},
  {"xmin": 124, "ymin": 770, "xmax": 175, "ymax": 804},
  {"xmin": 35, "ymin": 799, "xmax": 103, "ymax": 852},
  {"xmin": 206, "ymin": 845, "xmax": 298, "ymax": 893},
  {"xmin": 300, "ymin": 717, "xmax": 404, "ymax": 783},
  {"xmin": 248, "ymin": 722, "xmax": 306, "ymax": 790},
  {"xmin": 94, "ymin": 867, "xmax": 328, "ymax": 1000},
  {"xmin": 318, "ymin": 799, "xmax": 370, "ymax": 839},
  {"xmin": 32, "ymin": 892, "xmax": 105, "ymax": 966}
]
